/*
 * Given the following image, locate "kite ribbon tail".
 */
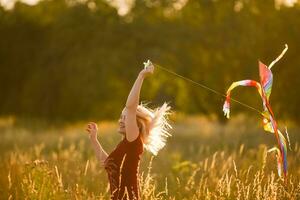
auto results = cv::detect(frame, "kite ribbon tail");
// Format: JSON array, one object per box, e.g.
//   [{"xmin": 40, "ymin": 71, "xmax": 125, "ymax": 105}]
[
  {"xmin": 223, "ymin": 80, "xmax": 262, "ymax": 119},
  {"xmin": 278, "ymin": 129, "xmax": 288, "ymax": 179},
  {"xmin": 223, "ymin": 95, "xmax": 231, "ymax": 119},
  {"xmin": 268, "ymin": 147, "xmax": 283, "ymax": 178},
  {"xmin": 268, "ymin": 44, "xmax": 288, "ymax": 69},
  {"xmin": 269, "ymin": 115, "xmax": 288, "ymax": 181}
]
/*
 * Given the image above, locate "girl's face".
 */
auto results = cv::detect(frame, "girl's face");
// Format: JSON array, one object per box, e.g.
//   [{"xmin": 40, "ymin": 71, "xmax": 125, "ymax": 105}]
[{"xmin": 118, "ymin": 109, "xmax": 126, "ymax": 134}]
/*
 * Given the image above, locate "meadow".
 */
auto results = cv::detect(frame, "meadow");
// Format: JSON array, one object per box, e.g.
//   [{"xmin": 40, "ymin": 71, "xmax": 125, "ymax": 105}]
[{"xmin": 0, "ymin": 114, "xmax": 299, "ymax": 200}]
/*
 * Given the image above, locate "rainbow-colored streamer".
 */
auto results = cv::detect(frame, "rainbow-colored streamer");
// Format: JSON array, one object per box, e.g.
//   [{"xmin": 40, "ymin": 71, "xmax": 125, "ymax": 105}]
[{"xmin": 223, "ymin": 45, "xmax": 289, "ymax": 180}]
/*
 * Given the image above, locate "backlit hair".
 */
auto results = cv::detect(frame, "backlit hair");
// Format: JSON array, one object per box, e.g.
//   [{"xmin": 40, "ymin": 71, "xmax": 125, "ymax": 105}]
[{"xmin": 136, "ymin": 102, "xmax": 172, "ymax": 156}]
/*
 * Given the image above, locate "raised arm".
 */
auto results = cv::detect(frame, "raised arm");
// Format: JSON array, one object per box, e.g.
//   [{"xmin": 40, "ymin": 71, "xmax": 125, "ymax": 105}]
[
  {"xmin": 86, "ymin": 122, "xmax": 108, "ymax": 167},
  {"xmin": 125, "ymin": 61, "xmax": 154, "ymax": 142}
]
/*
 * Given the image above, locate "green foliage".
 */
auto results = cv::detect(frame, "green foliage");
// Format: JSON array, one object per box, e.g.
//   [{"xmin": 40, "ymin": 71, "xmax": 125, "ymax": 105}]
[{"xmin": 0, "ymin": 0, "xmax": 300, "ymax": 122}]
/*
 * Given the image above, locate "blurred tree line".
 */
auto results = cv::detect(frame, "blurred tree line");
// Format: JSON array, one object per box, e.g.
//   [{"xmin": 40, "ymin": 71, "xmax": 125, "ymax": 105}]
[{"xmin": 0, "ymin": 0, "xmax": 299, "ymax": 122}]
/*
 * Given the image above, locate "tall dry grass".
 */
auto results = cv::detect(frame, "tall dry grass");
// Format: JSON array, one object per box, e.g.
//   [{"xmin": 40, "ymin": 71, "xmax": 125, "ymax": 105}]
[{"xmin": 0, "ymin": 115, "xmax": 299, "ymax": 199}]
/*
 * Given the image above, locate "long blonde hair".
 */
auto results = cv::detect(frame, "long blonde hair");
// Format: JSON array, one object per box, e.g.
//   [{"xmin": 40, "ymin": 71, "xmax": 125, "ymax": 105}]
[{"xmin": 136, "ymin": 102, "xmax": 172, "ymax": 155}]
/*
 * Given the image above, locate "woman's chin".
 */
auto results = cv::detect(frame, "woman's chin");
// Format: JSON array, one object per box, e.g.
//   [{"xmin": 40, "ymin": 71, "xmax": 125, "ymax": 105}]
[{"xmin": 118, "ymin": 129, "xmax": 125, "ymax": 134}]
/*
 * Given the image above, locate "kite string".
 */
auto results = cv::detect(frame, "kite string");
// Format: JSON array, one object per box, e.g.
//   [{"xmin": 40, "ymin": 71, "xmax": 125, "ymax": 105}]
[{"xmin": 153, "ymin": 63, "xmax": 263, "ymax": 115}]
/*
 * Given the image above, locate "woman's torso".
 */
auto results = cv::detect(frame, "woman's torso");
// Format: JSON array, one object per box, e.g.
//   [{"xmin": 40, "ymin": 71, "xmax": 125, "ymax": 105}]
[{"xmin": 104, "ymin": 135, "xmax": 144, "ymax": 200}]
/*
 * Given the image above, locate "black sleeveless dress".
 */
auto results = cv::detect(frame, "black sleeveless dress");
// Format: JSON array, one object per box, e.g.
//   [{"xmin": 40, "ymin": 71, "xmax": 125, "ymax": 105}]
[{"xmin": 104, "ymin": 135, "xmax": 144, "ymax": 200}]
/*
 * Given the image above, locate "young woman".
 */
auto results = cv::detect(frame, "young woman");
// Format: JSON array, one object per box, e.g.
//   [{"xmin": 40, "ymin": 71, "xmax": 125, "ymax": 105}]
[{"xmin": 86, "ymin": 61, "xmax": 172, "ymax": 200}]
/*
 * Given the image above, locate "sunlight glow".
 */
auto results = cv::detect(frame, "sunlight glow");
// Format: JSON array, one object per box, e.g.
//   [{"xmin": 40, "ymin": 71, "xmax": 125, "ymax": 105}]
[
  {"xmin": 275, "ymin": 0, "xmax": 298, "ymax": 9},
  {"xmin": 0, "ymin": 0, "xmax": 39, "ymax": 9},
  {"xmin": 0, "ymin": 0, "xmax": 297, "ymax": 12}
]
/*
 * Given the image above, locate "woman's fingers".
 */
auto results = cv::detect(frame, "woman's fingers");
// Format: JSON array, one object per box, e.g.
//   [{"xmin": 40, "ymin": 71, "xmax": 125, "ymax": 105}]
[
  {"xmin": 86, "ymin": 123, "xmax": 98, "ymax": 133},
  {"xmin": 144, "ymin": 65, "xmax": 154, "ymax": 75},
  {"xmin": 88, "ymin": 122, "xmax": 97, "ymax": 129},
  {"xmin": 86, "ymin": 128, "xmax": 92, "ymax": 133},
  {"xmin": 87, "ymin": 122, "xmax": 97, "ymax": 129},
  {"xmin": 87, "ymin": 124, "xmax": 91, "ymax": 130},
  {"xmin": 86, "ymin": 122, "xmax": 98, "ymax": 138},
  {"xmin": 86, "ymin": 126, "xmax": 94, "ymax": 132}
]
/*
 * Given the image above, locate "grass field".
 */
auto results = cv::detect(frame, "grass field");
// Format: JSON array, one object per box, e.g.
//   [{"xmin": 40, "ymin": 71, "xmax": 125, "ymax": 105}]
[{"xmin": 0, "ymin": 114, "xmax": 299, "ymax": 199}]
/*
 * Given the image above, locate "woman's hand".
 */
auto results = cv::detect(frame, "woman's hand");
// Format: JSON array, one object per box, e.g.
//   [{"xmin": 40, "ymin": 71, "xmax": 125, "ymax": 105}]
[
  {"xmin": 140, "ymin": 60, "xmax": 154, "ymax": 78},
  {"xmin": 86, "ymin": 122, "xmax": 98, "ymax": 140},
  {"xmin": 86, "ymin": 122, "xmax": 108, "ymax": 165}
]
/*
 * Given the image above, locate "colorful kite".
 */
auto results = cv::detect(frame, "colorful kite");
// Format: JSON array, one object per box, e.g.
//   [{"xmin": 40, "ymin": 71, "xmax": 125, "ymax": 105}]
[{"xmin": 222, "ymin": 45, "xmax": 289, "ymax": 180}]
